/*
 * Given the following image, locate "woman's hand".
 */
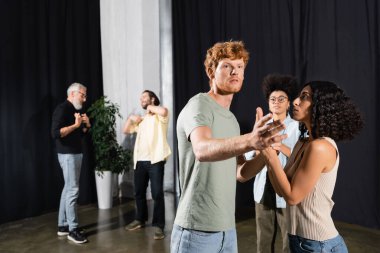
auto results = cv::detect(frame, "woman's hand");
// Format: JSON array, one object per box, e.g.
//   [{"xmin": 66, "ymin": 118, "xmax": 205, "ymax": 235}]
[{"xmin": 260, "ymin": 147, "xmax": 278, "ymax": 167}]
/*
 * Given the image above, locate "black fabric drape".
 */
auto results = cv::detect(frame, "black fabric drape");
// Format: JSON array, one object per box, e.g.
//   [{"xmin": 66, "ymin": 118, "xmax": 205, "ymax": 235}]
[
  {"xmin": 0, "ymin": 0, "xmax": 102, "ymax": 224},
  {"xmin": 172, "ymin": 0, "xmax": 380, "ymax": 229}
]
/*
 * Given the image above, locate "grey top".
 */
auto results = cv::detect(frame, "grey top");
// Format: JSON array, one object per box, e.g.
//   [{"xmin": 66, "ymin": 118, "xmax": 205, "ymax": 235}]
[{"xmin": 175, "ymin": 93, "xmax": 240, "ymax": 231}]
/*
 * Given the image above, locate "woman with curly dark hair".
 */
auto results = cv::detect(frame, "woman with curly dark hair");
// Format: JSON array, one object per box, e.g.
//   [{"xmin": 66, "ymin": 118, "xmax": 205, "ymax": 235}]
[{"xmin": 261, "ymin": 81, "xmax": 363, "ymax": 253}]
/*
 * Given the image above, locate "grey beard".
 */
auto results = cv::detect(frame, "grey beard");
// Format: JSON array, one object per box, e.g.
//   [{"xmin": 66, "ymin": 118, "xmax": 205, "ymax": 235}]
[{"xmin": 73, "ymin": 101, "xmax": 83, "ymax": 110}]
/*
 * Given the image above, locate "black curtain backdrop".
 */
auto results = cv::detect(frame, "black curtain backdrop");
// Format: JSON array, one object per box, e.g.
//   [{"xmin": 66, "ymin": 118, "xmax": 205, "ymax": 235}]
[
  {"xmin": 0, "ymin": 0, "xmax": 102, "ymax": 224},
  {"xmin": 172, "ymin": 0, "xmax": 380, "ymax": 229}
]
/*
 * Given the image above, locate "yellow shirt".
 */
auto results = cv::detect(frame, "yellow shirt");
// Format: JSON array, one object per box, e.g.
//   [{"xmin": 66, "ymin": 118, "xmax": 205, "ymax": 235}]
[{"xmin": 131, "ymin": 113, "xmax": 172, "ymax": 168}]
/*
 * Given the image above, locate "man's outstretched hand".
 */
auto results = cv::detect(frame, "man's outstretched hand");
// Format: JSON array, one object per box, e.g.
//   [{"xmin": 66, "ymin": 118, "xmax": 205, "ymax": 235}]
[{"xmin": 248, "ymin": 107, "xmax": 287, "ymax": 150}]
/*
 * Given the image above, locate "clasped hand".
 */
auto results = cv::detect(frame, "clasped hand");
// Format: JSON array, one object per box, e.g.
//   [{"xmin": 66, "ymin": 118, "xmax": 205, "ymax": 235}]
[{"xmin": 74, "ymin": 113, "xmax": 90, "ymax": 128}]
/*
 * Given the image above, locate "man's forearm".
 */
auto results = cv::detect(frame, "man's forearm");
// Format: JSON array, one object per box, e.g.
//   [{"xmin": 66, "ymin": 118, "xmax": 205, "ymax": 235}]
[
  {"xmin": 147, "ymin": 105, "xmax": 168, "ymax": 117},
  {"xmin": 191, "ymin": 111, "xmax": 287, "ymax": 162},
  {"xmin": 123, "ymin": 117, "xmax": 137, "ymax": 134},
  {"xmin": 193, "ymin": 133, "xmax": 255, "ymax": 162},
  {"xmin": 60, "ymin": 124, "xmax": 79, "ymax": 138}
]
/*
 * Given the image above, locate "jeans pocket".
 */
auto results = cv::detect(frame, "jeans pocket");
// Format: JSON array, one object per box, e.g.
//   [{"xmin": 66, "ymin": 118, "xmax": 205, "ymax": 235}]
[
  {"xmin": 330, "ymin": 241, "xmax": 346, "ymax": 252},
  {"xmin": 189, "ymin": 229, "xmax": 218, "ymax": 237},
  {"xmin": 298, "ymin": 239, "xmax": 320, "ymax": 253},
  {"xmin": 171, "ymin": 226, "xmax": 184, "ymax": 253}
]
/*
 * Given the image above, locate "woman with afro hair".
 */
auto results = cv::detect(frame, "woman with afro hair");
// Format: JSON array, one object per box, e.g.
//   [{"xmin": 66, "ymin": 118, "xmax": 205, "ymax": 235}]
[
  {"xmin": 237, "ymin": 73, "xmax": 300, "ymax": 253},
  {"xmin": 261, "ymin": 81, "xmax": 363, "ymax": 253}
]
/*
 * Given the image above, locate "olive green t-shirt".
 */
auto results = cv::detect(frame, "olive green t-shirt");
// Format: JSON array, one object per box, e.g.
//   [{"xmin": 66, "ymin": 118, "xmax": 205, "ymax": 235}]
[{"xmin": 174, "ymin": 93, "xmax": 240, "ymax": 231}]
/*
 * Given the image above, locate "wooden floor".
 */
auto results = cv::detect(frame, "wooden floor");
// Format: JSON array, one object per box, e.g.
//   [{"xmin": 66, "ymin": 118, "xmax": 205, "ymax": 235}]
[{"xmin": 1, "ymin": 193, "xmax": 379, "ymax": 253}]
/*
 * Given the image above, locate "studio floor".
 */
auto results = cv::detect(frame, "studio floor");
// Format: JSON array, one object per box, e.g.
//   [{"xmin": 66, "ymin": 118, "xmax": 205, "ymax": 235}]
[{"xmin": 1, "ymin": 193, "xmax": 379, "ymax": 253}]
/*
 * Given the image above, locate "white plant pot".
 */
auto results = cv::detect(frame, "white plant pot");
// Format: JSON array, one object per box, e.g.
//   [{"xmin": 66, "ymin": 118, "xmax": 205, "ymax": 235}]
[{"xmin": 95, "ymin": 171, "xmax": 113, "ymax": 209}]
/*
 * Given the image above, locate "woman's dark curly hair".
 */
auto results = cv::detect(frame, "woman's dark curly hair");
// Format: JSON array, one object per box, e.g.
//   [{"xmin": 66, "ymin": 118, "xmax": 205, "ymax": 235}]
[
  {"xmin": 299, "ymin": 81, "xmax": 364, "ymax": 141},
  {"xmin": 262, "ymin": 74, "xmax": 298, "ymax": 101}
]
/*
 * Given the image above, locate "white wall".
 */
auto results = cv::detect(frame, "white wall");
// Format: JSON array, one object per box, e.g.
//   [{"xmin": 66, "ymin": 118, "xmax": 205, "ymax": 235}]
[{"xmin": 100, "ymin": 0, "xmax": 174, "ymax": 198}]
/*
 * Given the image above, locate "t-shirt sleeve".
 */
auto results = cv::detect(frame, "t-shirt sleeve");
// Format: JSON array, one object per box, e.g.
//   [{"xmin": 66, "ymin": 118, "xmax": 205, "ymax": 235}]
[
  {"xmin": 157, "ymin": 113, "xmax": 169, "ymax": 124},
  {"xmin": 51, "ymin": 106, "xmax": 64, "ymax": 139},
  {"xmin": 128, "ymin": 121, "xmax": 139, "ymax": 133},
  {"xmin": 182, "ymin": 97, "xmax": 213, "ymax": 140}
]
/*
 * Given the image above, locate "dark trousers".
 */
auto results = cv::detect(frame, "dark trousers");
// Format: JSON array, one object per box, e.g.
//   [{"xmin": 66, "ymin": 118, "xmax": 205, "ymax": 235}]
[
  {"xmin": 134, "ymin": 161, "xmax": 165, "ymax": 229},
  {"xmin": 255, "ymin": 202, "xmax": 289, "ymax": 253}
]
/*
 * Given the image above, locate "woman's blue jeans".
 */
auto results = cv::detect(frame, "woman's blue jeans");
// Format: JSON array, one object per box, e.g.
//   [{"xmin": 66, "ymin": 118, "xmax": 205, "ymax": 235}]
[{"xmin": 288, "ymin": 234, "xmax": 348, "ymax": 253}]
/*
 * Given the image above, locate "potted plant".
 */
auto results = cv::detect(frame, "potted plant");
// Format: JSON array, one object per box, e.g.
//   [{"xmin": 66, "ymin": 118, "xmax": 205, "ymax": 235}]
[{"xmin": 87, "ymin": 96, "xmax": 132, "ymax": 209}]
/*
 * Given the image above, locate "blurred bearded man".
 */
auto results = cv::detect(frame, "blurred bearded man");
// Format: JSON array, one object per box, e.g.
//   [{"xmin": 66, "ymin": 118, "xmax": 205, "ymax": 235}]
[
  {"xmin": 51, "ymin": 82, "xmax": 90, "ymax": 244},
  {"xmin": 123, "ymin": 90, "xmax": 171, "ymax": 240}
]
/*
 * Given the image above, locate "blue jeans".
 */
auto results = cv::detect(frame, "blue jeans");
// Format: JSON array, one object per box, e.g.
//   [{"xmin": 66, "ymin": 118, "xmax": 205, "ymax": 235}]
[
  {"xmin": 57, "ymin": 153, "xmax": 82, "ymax": 231},
  {"xmin": 170, "ymin": 224, "xmax": 238, "ymax": 253},
  {"xmin": 134, "ymin": 161, "xmax": 165, "ymax": 229},
  {"xmin": 288, "ymin": 234, "xmax": 348, "ymax": 253}
]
